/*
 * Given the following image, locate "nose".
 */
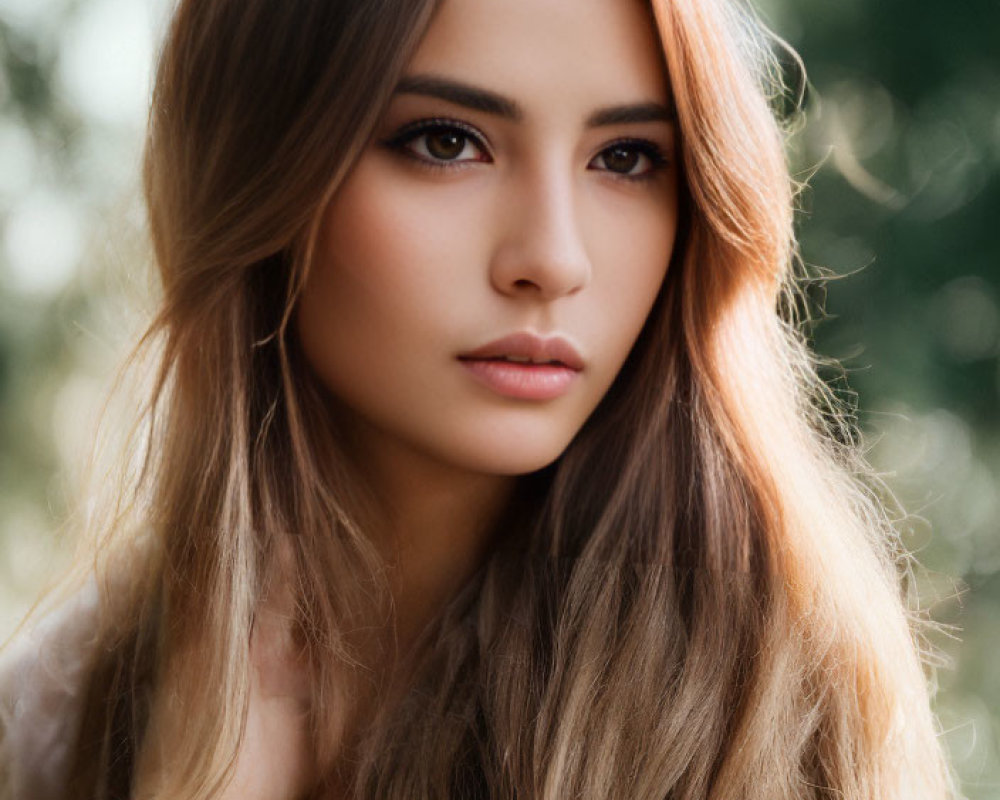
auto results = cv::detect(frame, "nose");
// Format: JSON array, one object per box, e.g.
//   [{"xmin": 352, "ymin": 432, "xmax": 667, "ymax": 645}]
[{"xmin": 488, "ymin": 167, "xmax": 592, "ymax": 301}]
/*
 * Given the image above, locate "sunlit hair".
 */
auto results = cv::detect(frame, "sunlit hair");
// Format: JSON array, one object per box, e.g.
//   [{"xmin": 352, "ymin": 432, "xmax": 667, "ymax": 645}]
[{"xmin": 3, "ymin": 0, "xmax": 952, "ymax": 797}]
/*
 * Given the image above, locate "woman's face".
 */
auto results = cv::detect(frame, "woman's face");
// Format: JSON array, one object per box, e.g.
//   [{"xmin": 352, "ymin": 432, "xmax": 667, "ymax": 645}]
[{"xmin": 297, "ymin": 0, "xmax": 678, "ymax": 478}]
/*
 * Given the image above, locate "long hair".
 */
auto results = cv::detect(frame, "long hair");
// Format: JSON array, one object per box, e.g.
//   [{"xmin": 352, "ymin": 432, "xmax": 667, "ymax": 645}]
[{"xmin": 9, "ymin": 0, "xmax": 952, "ymax": 797}]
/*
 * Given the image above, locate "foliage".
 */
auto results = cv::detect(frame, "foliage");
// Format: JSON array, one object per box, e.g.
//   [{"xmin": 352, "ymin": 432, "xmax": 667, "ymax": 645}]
[{"xmin": 757, "ymin": 0, "xmax": 1000, "ymax": 795}]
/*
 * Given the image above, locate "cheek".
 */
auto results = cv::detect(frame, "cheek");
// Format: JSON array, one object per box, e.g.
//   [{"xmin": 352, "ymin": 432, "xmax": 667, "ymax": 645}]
[
  {"xmin": 296, "ymin": 164, "xmax": 416, "ymax": 405},
  {"xmin": 328, "ymin": 160, "xmax": 488, "ymax": 281},
  {"xmin": 305, "ymin": 166, "xmax": 438, "ymax": 331},
  {"xmin": 295, "ymin": 157, "xmax": 493, "ymax": 411},
  {"xmin": 317, "ymin": 170, "xmax": 432, "ymax": 313},
  {"xmin": 585, "ymin": 184, "xmax": 678, "ymax": 357}
]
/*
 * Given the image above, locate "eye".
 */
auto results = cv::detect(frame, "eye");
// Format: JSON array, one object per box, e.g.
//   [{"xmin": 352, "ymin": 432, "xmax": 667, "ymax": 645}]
[
  {"xmin": 589, "ymin": 139, "xmax": 667, "ymax": 179},
  {"xmin": 383, "ymin": 119, "xmax": 491, "ymax": 166}
]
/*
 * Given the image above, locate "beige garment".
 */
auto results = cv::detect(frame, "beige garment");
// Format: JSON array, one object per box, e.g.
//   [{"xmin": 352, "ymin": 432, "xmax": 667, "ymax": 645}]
[{"xmin": 0, "ymin": 582, "xmax": 99, "ymax": 800}]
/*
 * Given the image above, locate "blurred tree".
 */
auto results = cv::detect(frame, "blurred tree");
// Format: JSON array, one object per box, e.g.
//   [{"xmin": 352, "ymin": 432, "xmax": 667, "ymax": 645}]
[
  {"xmin": 758, "ymin": 0, "xmax": 1000, "ymax": 796},
  {"xmin": 0, "ymin": 0, "xmax": 150, "ymax": 629},
  {"xmin": 0, "ymin": 7, "xmax": 84, "ymax": 621}
]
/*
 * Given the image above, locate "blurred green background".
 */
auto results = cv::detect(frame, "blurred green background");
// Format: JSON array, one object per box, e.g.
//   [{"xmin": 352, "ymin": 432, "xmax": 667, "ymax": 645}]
[
  {"xmin": 757, "ymin": 0, "xmax": 1000, "ymax": 795},
  {"xmin": 0, "ymin": 0, "xmax": 997, "ymax": 796}
]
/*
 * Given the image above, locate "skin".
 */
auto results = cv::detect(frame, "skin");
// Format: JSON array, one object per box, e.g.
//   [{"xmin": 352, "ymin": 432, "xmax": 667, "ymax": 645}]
[{"xmin": 229, "ymin": 0, "xmax": 679, "ymax": 795}]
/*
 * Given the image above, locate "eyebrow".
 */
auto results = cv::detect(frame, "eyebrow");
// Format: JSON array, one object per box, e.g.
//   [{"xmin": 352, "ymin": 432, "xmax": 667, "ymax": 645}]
[{"xmin": 394, "ymin": 74, "xmax": 674, "ymax": 127}]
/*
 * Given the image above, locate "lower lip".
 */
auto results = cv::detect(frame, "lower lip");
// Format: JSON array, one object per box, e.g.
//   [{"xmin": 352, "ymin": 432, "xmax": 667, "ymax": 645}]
[{"xmin": 458, "ymin": 358, "xmax": 579, "ymax": 400}]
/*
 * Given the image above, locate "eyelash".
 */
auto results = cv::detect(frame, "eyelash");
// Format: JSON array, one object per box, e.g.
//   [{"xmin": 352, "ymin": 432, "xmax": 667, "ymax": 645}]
[{"xmin": 380, "ymin": 117, "xmax": 669, "ymax": 182}]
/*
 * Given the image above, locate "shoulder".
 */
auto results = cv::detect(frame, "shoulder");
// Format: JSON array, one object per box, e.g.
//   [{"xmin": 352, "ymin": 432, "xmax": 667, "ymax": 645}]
[{"xmin": 0, "ymin": 580, "xmax": 100, "ymax": 800}]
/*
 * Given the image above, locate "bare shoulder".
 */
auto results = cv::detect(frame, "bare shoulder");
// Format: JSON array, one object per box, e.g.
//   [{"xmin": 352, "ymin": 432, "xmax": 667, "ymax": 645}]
[
  {"xmin": 137, "ymin": 570, "xmax": 320, "ymax": 800},
  {"xmin": 0, "ymin": 580, "xmax": 101, "ymax": 800},
  {"xmin": 219, "ymin": 586, "xmax": 318, "ymax": 800}
]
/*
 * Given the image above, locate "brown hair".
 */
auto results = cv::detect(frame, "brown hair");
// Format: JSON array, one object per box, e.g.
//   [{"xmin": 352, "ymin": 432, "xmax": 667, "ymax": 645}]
[{"xmin": 10, "ymin": 0, "xmax": 953, "ymax": 797}]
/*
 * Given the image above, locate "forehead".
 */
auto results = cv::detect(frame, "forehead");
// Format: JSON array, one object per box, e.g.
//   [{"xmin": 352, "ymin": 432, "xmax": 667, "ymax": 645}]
[{"xmin": 405, "ymin": 0, "xmax": 670, "ymax": 112}]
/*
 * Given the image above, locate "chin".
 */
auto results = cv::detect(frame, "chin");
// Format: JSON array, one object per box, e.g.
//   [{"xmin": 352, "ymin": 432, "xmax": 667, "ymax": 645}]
[{"xmin": 442, "ymin": 430, "xmax": 577, "ymax": 477}]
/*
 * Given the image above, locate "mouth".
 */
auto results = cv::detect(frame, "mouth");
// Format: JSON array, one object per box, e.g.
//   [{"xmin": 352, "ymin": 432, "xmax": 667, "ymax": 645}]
[
  {"xmin": 460, "ymin": 354, "xmax": 570, "ymax": 367},
  {"xmin": 457, "ymin": 331, "xmax": 585, "ymax": 372},
  {"xmin": 457, "ymin": 332, "xmax": 584, "ymax": 400}
]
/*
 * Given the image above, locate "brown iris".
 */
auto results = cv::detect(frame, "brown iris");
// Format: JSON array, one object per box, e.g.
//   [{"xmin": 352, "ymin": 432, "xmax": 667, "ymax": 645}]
[
  {"xmin": 426, "ymin": 130, "xmax": 466, "ymax": 160},
  {"xmin": 602, "ymin": 145, "xmax": 640, "ymax": 174}
]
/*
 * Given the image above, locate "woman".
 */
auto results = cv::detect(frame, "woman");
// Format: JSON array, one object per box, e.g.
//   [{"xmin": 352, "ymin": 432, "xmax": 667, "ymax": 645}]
[{"xmin": 0, "ymin": 0, "xmax": 952, "ymax": 797}]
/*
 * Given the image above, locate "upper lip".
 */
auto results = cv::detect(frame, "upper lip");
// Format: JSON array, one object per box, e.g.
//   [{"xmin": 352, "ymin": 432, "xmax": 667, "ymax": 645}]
[{"xmin": 458, "ymin": 332, "xmax": 585, "ymax": 371}]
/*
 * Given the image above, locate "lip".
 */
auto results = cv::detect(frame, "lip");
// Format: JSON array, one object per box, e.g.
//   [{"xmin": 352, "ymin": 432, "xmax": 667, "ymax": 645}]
[
  {"xmin": 457, "ymin": 332, "xmax": 584, "ymax": 401},
  {"xmin": 458, "ymin": 332, "xmax": 585, "ymax": 371}
]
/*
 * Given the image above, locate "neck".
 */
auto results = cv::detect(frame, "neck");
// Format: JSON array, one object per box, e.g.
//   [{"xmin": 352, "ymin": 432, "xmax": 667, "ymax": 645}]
[{"xmin": 344, "ymin": 419, "xmax": 517, "ymax": 656}]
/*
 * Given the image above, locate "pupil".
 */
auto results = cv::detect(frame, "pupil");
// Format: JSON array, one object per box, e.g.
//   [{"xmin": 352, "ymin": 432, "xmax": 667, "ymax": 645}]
[
  {"xmin": 605, "ymin": 146, "xmax": 639, "ymax": 173},
  {"xmin": 427, "ymin": 130, "xmax": 465, "ymax": 160}
]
